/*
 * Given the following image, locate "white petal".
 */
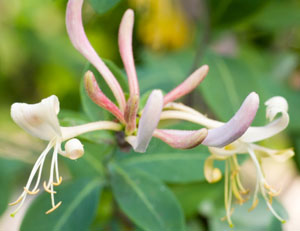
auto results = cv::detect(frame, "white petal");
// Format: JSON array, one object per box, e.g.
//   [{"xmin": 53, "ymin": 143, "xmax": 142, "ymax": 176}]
[
  {"xmin": 241, "ymin": 96, "xmax": 289, "ymax": 143},
  {"xmin": 11, "ymin": 95, "xmax": 61, "ymax": 140},
  {"xmin": 130, "ymin": 90, "xmax": 163, "ymax": 153}
]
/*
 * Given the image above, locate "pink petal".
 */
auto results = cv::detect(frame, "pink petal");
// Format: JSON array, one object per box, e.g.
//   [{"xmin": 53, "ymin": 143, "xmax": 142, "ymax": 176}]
[
  {"xmin": 66, "ymin": 0, "xmax": 126, "ymax": 111},
  {"xmin": 84, "ymin": 71, "xmax": 125, "ymax": 123},
  {"xmin": 134, "ymin": 90, "xmax": 163, "ymax": 152},
  {"xmin": 163, "ymin": 65, "xmax": 209, "ymax": 105},
  {"xmin": 119, "ymin": 9, "xmax": 139, "ymax": 98},
  {"xmin": 153, "ymin": 128, "xmax": 208, "ymax": 149},
  {"xmin": 202, "ymin": 92, "xmax": 259, "ymax": 147}
]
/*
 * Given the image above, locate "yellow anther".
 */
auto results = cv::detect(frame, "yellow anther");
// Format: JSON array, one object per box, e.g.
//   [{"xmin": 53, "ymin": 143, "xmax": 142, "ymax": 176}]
[
  {"xmin": 9, "ymin": 196, "xmax": 23, "ymax": 206},
  {"xmin": 43, "ymin": 181, "xmax": 57, "ymax": 194},
  {"xmin": 24, "ymin": 187, "xmax": 40, "ymax": 195},
  {"xmin": 53, "ymin": 176, "xmax": 62, "ymax": 186},
  {"xmin": 248, "ymin": 198, "xmax": 259, "ymax": 212},
  {"xmin": 45, "ymin": 201, "xmax": 62, "ymax": 214}
]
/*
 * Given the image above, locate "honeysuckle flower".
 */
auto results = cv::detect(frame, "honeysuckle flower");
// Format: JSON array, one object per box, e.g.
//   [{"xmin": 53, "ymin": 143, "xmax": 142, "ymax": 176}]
[
  {"xmin": 66, "ymin": 0, "xmax": 259, "ymax": 154},
  {"xmin": 10, "ymin": 0, "xmax": 263, "ymax": 217},
  {"xmin": 160, "ymin": 96, "xmax": 294, "ymax": 226},
  {"xmin": 9, "ymin": 96, "xmax": 122, "ymax": 216}
]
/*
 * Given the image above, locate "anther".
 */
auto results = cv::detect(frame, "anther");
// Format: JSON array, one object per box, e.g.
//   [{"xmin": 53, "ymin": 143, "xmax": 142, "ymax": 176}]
[
  {"xmin": 9, "ymin": 196, "xmax": 23, "ymax": 206},
  {"xmin": 45, "ymin": 201, "xmax": 62, "ymax": 214},
  {"xmin": 248, "ymin": 198, "xmax": 259, "ymax": 212},
  {"xmin": 24, "ymin": 187, "xmax": 40, "ymax": 195},
  {"xmin": 43, "ymin": 181, "xmax": 57, "ymax": 194},
  {"xmin": 53, "ymin": 176, "xmax": 62, "ymax": 186}
]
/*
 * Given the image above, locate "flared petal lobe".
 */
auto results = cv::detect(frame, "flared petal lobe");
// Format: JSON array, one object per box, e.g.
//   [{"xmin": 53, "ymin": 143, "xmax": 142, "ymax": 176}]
[
  {"xmin": 66, "ymin": 0, "xmax": 126, "ymax": 111},
  {"xmin": 153, "ymin": 128, "xmax": 207, "ymax": 149},
  {"xmin": 11, "ymin": 95, "xmax": 61, "ymax": 141},
  {"xmin": 126, "ymin": 90, "xmax": 163, "ymax": 153},
  {"xmin": 241, "ymin": 96, "xmax": 289, "ymax": 143},
  {"xmin": 202, "ymin": 92, "xmax": 259, "ymax": 147}
]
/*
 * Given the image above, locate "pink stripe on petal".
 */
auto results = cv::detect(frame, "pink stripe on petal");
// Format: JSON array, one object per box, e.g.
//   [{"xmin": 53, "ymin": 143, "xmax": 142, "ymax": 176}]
[
  {"xmin": 119, "ymin": 9, "xmax": 139, "ymax": 97},
  {"xmin": 153, "ymin": 128, "xmax": 208, "ymax": 149},
  {"xmin": 202, "ymin": 92, "xmax": 259, "ymax": 148},
  {"xmin": 163, "ymin": 65, "xmax": 209, "ymax": 105},
  {"xmin": 84, "ymin": 71, "xmax": 125, "ymax": 123},
  {"xmin": 134, "ymin": 90, "xmax": 163, "ymax": 153},
  {"xmin": 66, "ymin": 0, "xmax": 126, "ymax": 111}
]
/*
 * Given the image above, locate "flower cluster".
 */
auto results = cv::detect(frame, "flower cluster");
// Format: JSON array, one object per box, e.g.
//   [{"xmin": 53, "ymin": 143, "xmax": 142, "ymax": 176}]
[{"xmin": 8, "ymin": 0, "xmax": 293, "ymax": 226}]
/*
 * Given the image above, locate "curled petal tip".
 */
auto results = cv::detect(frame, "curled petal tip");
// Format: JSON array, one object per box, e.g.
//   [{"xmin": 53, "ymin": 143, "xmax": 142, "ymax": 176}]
[
  {"xmin": 202, "ymin": 92, "xmax": 259, "ymax": 147},
  {"xmin": 153, "ymin": 128, "xmax": 208, "ymax": 149}
]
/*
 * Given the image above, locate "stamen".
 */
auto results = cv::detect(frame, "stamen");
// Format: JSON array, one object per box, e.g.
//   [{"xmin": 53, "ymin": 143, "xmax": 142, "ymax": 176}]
[
  {"xmin": 24, "ymin": 187, "xmax": 40, "ymax": 195},
  {"xmin": 248, "ymin": 198, "xmax": 259, "ymax": 212},
  {"xmin": 53, "ymin": 176, "xmax": 62, "ymax": 186},
  {"xmin": 45, "ymin": 201, "xmax": 62, "ymax": 214},
  {"xmin": 9, "ymin": 195, "xmax": 24, "ymax": 206},
  {"xmin": 43, "ymin": 181, "xmax": 57, "ymax": 194}
]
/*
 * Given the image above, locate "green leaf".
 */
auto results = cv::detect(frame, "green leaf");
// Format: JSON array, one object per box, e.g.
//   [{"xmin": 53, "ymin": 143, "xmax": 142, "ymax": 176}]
[
  {"xmin": 80, "ymin": 60, "xmax": 128, "ymax": 121},
  {"xmin": 116, "ymin": 142, "xmax": 220, "ymax": 183},
  {"xmin": 0, "ymin": 157, "xmax": 27, "ymax": 216},
  {"xmin": 88, "ymin": 0, "xmax": 122, "ymax": 15},
  {"xmin": 209, "ymin": 0, "xmax": 269, "ymax": 27},
  {"xmin": 171, "ymin": 181, "xmax": 223, "ymax": 218},
  {"xmin": 207, "ymin": 197, "xmax": 286, "ymax": 231},
  {"xmin": 248, "ymin": 1, "xmax": 300, "ymax": 31},
  {"xmin": 21, "ymin": 178, "xmax": 103, "ymax": 231},
  {"xmin": 109, "ymin": 163, "xmax": 185, "ymax": 231},
  {"xmin": 62, "ymin": 140, "xmax": 115, "ymax": 178}
]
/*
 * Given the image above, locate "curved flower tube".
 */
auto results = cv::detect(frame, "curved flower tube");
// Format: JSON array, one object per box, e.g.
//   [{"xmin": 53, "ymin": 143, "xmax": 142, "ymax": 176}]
[{"xmin": 66, "ymin": 0, "xmax": 126, "ymax": 111}]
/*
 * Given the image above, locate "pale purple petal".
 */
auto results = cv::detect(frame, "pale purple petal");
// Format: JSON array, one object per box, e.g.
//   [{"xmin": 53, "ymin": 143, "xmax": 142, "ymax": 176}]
[
  {"xmin": 66, "ymin": 0, "xmax": 126, "ymax": 111},
  {"xmin": 119, "ymin": 9, "xmax": 139, "ymax": 97},
  {"xmin": 153, "ymin": 128, "xmax": 207, "ymax": 149},
  {"xmin": 163, "ymin": 65, "xmax": 209, "ymax": 105},
  {"xmin": 202, "ymin": 92, "xmax": 259, "ymax": 147},
  {"xmin": 133, "ymin": 90, "xmax": 163, "ymax": 152}
]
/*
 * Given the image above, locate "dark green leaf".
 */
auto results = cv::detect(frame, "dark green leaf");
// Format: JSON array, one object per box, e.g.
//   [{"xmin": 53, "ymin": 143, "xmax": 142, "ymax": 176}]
[
  {"xmin": 209, "ymin": 0, "xmax": 269, "ymax": 27},
  {"xmin": 21, "ymin": 178, "xmax": 103, "ymax": 231},
  {"xmin": 62, "ymin": 140, "xmax": 115, "ymax": 178},
  {"xmin": 110, "ymin": 163, "xmax": 185, "ymax": 231},
  {"xmin": 0, "ymin": 157, "xmax": 27, "ymax": 216},
  {"xmin": 203, "ymin": 196, "xmax": 286, "ymax": 231},
  {"xmin": 89, "ymin": 0, "xmax": 122, "ymax": 15}
]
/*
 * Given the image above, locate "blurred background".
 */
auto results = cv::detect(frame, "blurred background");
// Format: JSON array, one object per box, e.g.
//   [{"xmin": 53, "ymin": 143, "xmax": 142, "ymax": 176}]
[{"xmin": 0, "ymin": 0, "xmax": 300, "ymax": 230}]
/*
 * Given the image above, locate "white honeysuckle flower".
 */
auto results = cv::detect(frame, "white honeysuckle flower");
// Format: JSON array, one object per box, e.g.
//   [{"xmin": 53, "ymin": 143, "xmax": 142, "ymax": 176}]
[
  {"xmin": 160, "ymin": 95, "xmax": 293, "ymax": 226},
  {"xmin": 9, "ymin": 95, "xmax": 122, "ymax": 216}
]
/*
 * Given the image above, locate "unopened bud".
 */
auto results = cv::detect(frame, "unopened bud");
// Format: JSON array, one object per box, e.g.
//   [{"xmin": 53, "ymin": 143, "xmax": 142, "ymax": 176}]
[{"xmin": 64, "ymin": 138, "xmax": 84, "ymax": 160}]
